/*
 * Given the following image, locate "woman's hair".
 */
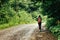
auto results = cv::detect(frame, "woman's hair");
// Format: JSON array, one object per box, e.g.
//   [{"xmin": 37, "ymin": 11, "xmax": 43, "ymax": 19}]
[
  {"xmin": 38, "ymin": 15, "xmax": 42, "ymax": 19},
  {"xmin": 39, "ymin": 15, "xmax": 41, "ymax": 17}
]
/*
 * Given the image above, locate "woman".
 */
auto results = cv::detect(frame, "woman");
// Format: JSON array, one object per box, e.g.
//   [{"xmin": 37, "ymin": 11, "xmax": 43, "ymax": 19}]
[{"xmin": 38, "ymin": 15, "xmax": 42, "ymax": 31}]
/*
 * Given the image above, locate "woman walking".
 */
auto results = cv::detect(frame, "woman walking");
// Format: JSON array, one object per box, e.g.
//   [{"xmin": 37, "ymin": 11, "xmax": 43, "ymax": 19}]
[{"xmin": 38, "ymin": 15, "xmax": 42, "ymax": 31}]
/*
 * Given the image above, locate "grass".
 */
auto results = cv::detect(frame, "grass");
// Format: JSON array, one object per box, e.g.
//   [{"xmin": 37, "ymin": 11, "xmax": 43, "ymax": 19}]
[{"xmin": 0, "ymin": 21, "xmax": 37, "ymax": 30}]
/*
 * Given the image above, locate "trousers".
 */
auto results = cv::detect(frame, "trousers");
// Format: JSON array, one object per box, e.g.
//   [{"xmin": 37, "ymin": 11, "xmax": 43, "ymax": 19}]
[{"xmin": 38, "ymin": 22, "xmax": 41, "ymax": 30}]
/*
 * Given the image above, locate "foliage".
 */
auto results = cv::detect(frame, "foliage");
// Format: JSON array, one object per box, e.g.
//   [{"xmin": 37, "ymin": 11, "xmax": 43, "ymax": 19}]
[
  {"xmin": 49, "ymin": 25, "xmax": 60, "ymax": 36},
  {"xmin": 0, "ymin": 0, "xmax": 39, "ymax": 29},
  {"xmin": 41, "ymin": 0, "xmax": 60, "ymax": 20},
  {"xmin": 40, "ymin": 0, "xmax": 60, "ymax": 39},
  {"xmin": 18, "ymin": 10, "xmax": 36, "ymax": 24},
  {"xmin": 46, "ymin": 18, "xmax": 57, "ymax": 29},
  {"xmin": 0, "ymin": 0, "xmax": 60, "ymax": 39}
]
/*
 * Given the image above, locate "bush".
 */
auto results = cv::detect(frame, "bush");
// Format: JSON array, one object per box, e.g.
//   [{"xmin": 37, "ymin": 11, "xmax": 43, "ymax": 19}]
[
  {"xmin": 0, "ymin": 9, "xmax": 36, "ymax": 29},
  {"xmin": 18, "ymin": 10, "xmax": 36, "ymax": 24},
  {"xmin": 46, "ymin": 18, "xmax": 60, "ymax": 39},
  {"xmin": 58, "ymin": 35, "xmax": 60, "ymax": 40},
  {"xmin": 47, "ymin": 24, "xmax": 60, "ymax": 40},
  {"xmin": 46, "ymin": 18, "xmax": 57, "ymax": 29}
]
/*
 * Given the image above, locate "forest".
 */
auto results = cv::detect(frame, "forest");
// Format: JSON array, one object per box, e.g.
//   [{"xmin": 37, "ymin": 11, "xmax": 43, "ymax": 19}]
[{"xmin": 0, "ymin": 0, "xmax": 60, "ymax": 40}]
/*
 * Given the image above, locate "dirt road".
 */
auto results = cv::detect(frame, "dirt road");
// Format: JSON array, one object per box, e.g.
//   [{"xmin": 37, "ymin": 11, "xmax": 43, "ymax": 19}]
[
  {"xmin": 0, "ymin": 23, "xmax": 57, "ymax": 40},
  {"xmin": 0, "ymin": 24, "xmax": 38, "ymax": 40}
]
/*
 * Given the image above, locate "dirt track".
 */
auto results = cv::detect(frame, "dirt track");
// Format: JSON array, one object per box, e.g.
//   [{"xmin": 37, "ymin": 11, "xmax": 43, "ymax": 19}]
[{"xmin": 0, "ymin": 23, "xmax": 57, "ymax": 40}]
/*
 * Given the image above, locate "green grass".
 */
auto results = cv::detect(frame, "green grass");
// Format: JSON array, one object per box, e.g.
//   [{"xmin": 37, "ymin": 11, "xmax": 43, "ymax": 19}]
[{"xmin": 0, "ymin": 21, "xmax": 36, "ymax": 30}]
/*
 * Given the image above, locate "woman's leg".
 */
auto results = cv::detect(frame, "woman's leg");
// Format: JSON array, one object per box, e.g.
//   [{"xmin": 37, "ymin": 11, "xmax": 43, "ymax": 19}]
[
  {"xmin": 39, "ymin": 22, "xmax": 41, "ymax": 30},
  {"xmin": 38, "ymin": 22, "xmax": 41, "ymax": 30}
]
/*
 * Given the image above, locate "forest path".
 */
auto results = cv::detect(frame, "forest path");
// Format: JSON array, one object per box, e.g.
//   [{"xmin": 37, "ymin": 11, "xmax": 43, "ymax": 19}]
[
  {"xmin": 31, "ymin": 23, "xmax": 57, "ymax": 40},
  {"xmin": 0, "ymin": 23, "xmax": 57, "ymax": 40}
]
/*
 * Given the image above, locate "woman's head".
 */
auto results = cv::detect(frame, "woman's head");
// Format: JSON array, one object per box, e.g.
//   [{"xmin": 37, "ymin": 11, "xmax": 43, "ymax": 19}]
[{"xmin": 39, "ymin": 15, "xmax": 41, "ymax": 17}]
